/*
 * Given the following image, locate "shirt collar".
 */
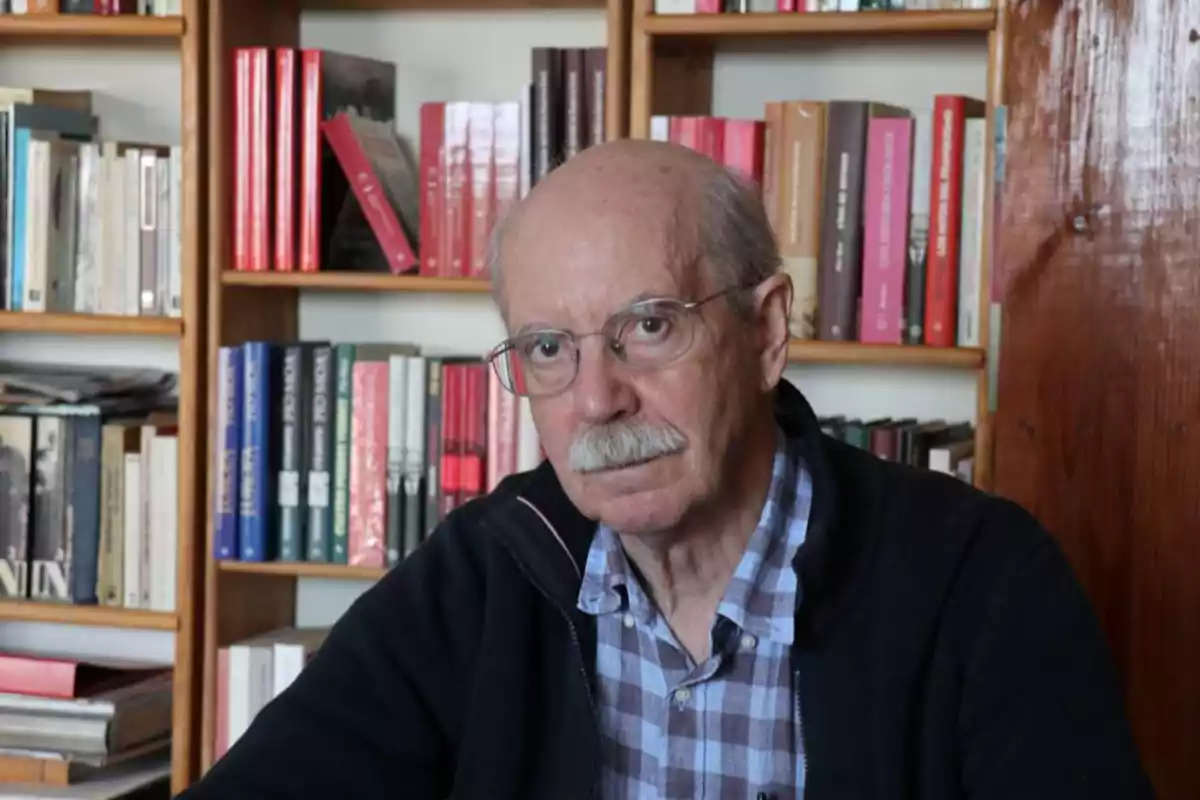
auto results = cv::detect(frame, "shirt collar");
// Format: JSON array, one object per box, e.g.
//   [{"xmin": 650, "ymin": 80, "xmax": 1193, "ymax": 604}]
[{"xmin": 575, "ymin": 426, "xmax": 812, "ymax": 647}]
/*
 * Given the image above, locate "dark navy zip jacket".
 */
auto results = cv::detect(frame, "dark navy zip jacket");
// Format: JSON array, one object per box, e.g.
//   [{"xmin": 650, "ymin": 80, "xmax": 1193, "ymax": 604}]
[{"xmin": 178, "ymin": 380, "xmax": 1153, "ymax": 799}]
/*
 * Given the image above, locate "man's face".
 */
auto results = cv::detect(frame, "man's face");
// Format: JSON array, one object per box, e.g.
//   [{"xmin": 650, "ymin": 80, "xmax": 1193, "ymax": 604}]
[{"xmin": 498, "ymin": 196, "xmax": 762, "ymax": 537}]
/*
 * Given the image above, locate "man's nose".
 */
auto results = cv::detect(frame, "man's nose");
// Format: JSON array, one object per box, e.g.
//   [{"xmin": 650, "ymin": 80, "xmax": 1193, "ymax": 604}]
[{"xmin": 571, "ymin": 337, "xmax": 636, "ymax": 424}]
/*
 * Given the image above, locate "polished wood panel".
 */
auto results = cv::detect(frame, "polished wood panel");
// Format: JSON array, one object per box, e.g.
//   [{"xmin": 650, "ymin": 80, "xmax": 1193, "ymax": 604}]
[
  {"xmin": 639, "ymin": 9, "xmax": 995, "ymax": 38},
  {"xmin": 0, "ymin": 311, "xmax": 182, "ymax": 336},
  {"xmin": 221, "ymin": 270, "xmax": 491, "ymax": 294},
  {"xmin": 219, "ymin": 561, "xmax": 388, "ymax": 581},
  {"xmin": 0, "ymin": 14, "xmax": 184, "ymax": 40},
  {"xmin": 0, "ymin": 601, "xmax": 177, "ymax": 630},
  {"xmin": 787, "ymin": 340, "xmax": 983, "ymax": 368},
  {"xmin": 993, "ymin": 1, "xmax": 1199, "ymax": 797}
]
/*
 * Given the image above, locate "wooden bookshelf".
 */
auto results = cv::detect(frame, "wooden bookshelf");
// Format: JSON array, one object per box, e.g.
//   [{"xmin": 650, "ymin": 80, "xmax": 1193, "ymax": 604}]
[
  {"xmin": 640, "ymin": 9, "xmax": 996, "ymax": 38},
  {"xmin": 788, "ymin": 340, "xmax": 984, "ymax": 369},
  {"xmin": 221, "ymin": 270, "xmax": 491, "ymax": 294},
  {"xmin": 0, "ymin": 601, "xmax": 178, "ymax": 631},
  {"xmin": 0, "ymin": 3, "xmax": 209, "ymax": 794},
  {"xmin": 623, "ymin": 0, "xmax": 1005, "ymax": 491},
  {"xmin": 218, "ymin": 561, "xmax": 389, "ymax": 581},
  {"xmin": 0, "ymin": 311, "xmax": 182, "ymax": 337},
  {"xmin": 0, "ymin": 13, "xmax": 184, "ymax": 40}
]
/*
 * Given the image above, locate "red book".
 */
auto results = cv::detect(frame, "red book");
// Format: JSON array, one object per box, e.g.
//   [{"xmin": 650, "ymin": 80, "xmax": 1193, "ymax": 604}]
[
  {"xmin": 439, "ymin": 364, "xmax": 461, "ymax": 517},
  {"xmin": 860, "ymin": 116, "xmax": 914, "ymax": 344},
  {"xmin": 459, "ymin": 364, "xmax": 487, "ymax": 504},
  {"xmin": 247, "ymin": 47, "xmax": 272, "ymax": 273},
  {"xmin": 0, "ymin": 652, "xmax": 164, "ymax": 699},
  {"xmin": 924, "ymin": 94, "xmax": 985, "ymax": 347},
  {"xmin": 491, "ymin": 102, "xmax": 521, "ymax": 278},
  {"xmin": 697, "ymin": 117, "xmax": 725, "ymax": 162},
  {"xmin": 321, "ymin": 112, "xmax": 419, "ymax": 275},
  {"xmin": 721, "ymin": 119, "xmax": 765, "ymax": 184},
  {"xmin": 669, "ymin": 116, "xmax": 701, "ymax": 151},
  {"xmin": 443, "ymin": 103, "xmax": 471, "ymax": 277},
  {"xmin": 418, "ymin": 103, "xmax": 445, "ymax": 277},
  {"xmin": 232, "ymin": 49, "xmax": 252, "ymax": 272},
  {"xmin": 348, "ymin": 361, "xmax": 388, "ymax": 568},
  {"xmin": 273, "ymin": 47, "xmax": 300, "ymax": 272}
]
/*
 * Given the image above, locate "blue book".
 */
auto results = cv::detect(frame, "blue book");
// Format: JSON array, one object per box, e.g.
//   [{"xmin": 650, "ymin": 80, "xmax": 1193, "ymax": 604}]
[
  {"xmin": 238, "ymin": 341, "xmax": 279, "ymax": 561},
  {"xmin": 214, "ymin": 346, "xmax": 242, "ymax": 559}
]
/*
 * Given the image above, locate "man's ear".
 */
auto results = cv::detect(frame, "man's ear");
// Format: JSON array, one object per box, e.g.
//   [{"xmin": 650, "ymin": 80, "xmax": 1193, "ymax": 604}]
[{"xmin": 754, "ymin": 272, "xmax": 793, "ymax": 392}]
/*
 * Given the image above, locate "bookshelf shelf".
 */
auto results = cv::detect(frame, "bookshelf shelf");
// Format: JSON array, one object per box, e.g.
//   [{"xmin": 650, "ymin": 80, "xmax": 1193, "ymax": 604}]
[
  {"xmin": 0, "ymin": 14, "xmax": 185, "ymax": 41},
  {"xmin": 220, "ymin": 270, "xmax": 491, "ymax": 294},
  {"xmin": 218, "ymin": 561, "xmax": 389, "ymax": 581},
  {"xmin": 0, "ymin": 311, "xmax": 182, "ymax": 337},
  {"xmin": 0, "ymin": 600, "xmax": 178, "ymax": 631},
  {"xmin": 639, "ymin": 9, "xmax": 997, "ymax": 38},
  {"xmin": 787, "ymin": 340, "xmax": 985, "ymax": 369}
]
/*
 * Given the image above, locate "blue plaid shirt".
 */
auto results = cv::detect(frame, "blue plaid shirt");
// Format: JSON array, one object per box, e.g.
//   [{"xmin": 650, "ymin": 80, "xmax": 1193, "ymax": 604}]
[{"xmin": 576, "ymin": 428, "xmax": 812, "ymax": 798}]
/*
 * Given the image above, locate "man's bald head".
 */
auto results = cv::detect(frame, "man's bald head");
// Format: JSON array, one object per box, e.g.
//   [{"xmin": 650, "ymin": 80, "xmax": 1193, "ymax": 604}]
[{"xmin": 488, "ymin": 139, "xmax": 781, "ymax": 318}]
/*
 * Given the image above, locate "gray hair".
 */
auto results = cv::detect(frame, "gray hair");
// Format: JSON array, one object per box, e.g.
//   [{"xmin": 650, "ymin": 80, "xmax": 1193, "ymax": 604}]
[{"xmin": 488, "ymin": 164, "xmax": 781, "ymax": 317}]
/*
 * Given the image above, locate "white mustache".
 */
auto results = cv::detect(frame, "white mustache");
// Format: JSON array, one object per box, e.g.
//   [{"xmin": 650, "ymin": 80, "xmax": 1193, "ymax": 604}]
[{"xmin": 568, "ymin": 420, "xmax": 687, "ymax": 473}]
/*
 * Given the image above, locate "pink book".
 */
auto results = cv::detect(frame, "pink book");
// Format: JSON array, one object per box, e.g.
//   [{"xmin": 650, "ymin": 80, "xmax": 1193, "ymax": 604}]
[
  {"xmin": 485, "ymin": 369, "xmax": 520, "ymax": 493},
  {"xmin": 860, "ymin": 116, "xmax": 914, "ymax": 344}
]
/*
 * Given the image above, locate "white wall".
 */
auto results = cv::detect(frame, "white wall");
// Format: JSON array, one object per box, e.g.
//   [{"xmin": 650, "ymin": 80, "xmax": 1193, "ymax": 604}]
[{"xmin": 3, "ymin": 11, "xmax": 988, "ymax": 634}]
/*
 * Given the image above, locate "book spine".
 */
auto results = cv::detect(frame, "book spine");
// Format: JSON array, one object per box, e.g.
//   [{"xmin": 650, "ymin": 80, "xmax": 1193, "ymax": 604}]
[
  {"xmin": 860, "ymin": 116, "xmax": 913, "ymax": 344},
  {"xmin": 584, "ymin": 47, "xmax": 607, "ymax": 148},
  {"xmin": 30, "ymin": 417, "xmax": 68, "ymax": 601},
  {"xmin": 778, "ymin": 100, "xmax": 826, "ymax": 340},
  {"xmin": 274, "ymin": 47, "xmax": 299, "ymax": 272},
  {"xmin": 214, "ymin": 346, "xmax": 242, "ymax": 559},
  {"xmin": 247, "ymin": 47, "xmax": 272, "ymax": 272},
  {"xmin": 439, "ymin": 364, "xmax": 461, "ymax": 518},
  {"xmin": 330, "ymin": 343, "xmax": 355, "ymax": 563},
  {"xmin": 233, "ymin": 49, "xmax": 252, "ymax": 272},
  {"xmin": 904, "ymin": 109, "xmax": 934, "ymax": 344},
  {"xmin": 385, "ymin": 356, "xmax": 407, "ymax": 566},
  {"xmin": 321, "ymin": 114, "xmax": 418, "ymax": 274},
  {"xmin": 69, "ymin": 415, "xmax": 102, "ymax": 604},
  {"xmin": 298, "ymin": 50, "xmax": 323, "ymax": 273},
  {"xmin": 418, "ymin": 102, "xmax": 445, "ymax": 277},
  {"xmin": 0, "ymin": 417, "xmax": 32, "ymax": 599},
  {"xmin": 306, "ymin": 344, "xmax": 335, "ymax": 561},
  {"xmin": 458, "ymin": 364, "xmax": 486, "ymax": 506},
  {"xmin": 444, "ymin": 102, "xmax": 471, "ymax": 277},
  {"xmin": 348, "ymin": 361, "xmax": 387, "ymax": 568},
  {"xmin": 491, "ymin": 102, "xmax": 521, "ymax": 277},
  {"xmin": 467, "ymin": 103, "xmax": 494, "ymax": 278},
  {"xmin": 238, "ymin": 342, "xmax": 274, "ymax": 561},
  {"xmin": 956, "ymin": 117, "xmax": 987, "ymax": 347},
  {"xmin": 424, "ymin": 359, "xmax": 443, "ymax": 537},
  {"xmin": 817, "ymin": 100, "xmax": 869, "ymax": 341},
  {"xmin": 721, "ymin": 118, "xmax": 765, "ymax": 184},
  {"xmin": 402, "ymin": 357, "xmax": 427, "ymax": 558},
  {"xmin": 924, "ymin": 94, "xmax": 968, "ymax": 347},
  {"xmin": 277, "ymin": 345, "xmax": 304, "ymax": 561},
  {"xmin": 530, "ymin": 47, "xmax": 562, "ymax": 186},
  {"xmin": 563, "ymin": 48, "xmax": 585, "ymax": 160}
]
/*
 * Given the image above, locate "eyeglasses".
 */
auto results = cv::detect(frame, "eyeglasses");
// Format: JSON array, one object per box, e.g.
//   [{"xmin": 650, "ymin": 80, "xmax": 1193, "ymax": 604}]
[{"xmin": 486, "ymin": 287, "xmax": 738, "ymax": 398}]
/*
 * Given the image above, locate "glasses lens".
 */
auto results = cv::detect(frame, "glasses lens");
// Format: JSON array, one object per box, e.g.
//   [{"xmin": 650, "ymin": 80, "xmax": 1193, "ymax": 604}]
[
  {"xmin": 609, "ymin": 300, "xmax": 695, "ymax": 369},
  {"xmin": 492, "ymin": 331, "xmax": 577, "ymax": 397}
]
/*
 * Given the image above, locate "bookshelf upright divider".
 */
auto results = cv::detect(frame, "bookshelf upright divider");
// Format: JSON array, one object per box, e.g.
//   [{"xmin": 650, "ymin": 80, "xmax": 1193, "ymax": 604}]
[
  {"xmin": 0, "ymin": 3, "xmax": 209, "ymax": 794},
  {"xmin": 620, "ymin": 0, "xmax": 1005, "ymax": 491}
]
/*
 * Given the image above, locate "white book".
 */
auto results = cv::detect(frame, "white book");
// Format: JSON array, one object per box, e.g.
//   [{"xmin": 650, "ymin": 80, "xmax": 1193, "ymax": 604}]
[
  {"xmin": 956, "ymin": 117, "xmax": 987, "ymax": 347},
  {"xmin": 121, "ymin": 454, "xmax": 141, "ymax": 609}
]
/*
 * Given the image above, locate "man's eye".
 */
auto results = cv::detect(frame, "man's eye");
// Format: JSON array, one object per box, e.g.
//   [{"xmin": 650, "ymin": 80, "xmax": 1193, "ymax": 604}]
[{"xmin": 522, "ymin": 336, "xmax": 565, "ymax": 364}]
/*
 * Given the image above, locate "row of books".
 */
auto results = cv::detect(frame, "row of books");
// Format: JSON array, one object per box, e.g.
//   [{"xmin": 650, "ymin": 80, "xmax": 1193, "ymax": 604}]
[
  {"xmin": 0, "ymin": 649, "xmax": 172, "ymax": 794},
  {"xmin": 654, "ymin": 0, "xmax": 988, "ymax": 12},
  {"xmin": 0, "ymin": 0, "xmax": 176, "ymax": 13},
  {"xmin": 0, "ymin": 362, "xmax": 178, "ymax": 611},
  {"xmin": 228, "ymin": 44, "xmax": 608, "ymax": 280},
  {"xmin": 416, "ymin": 46, "xmax": 608, "ymax": 280},
  {"xmin": 213, "ymin": 340, "xmax": 541, "ymax": 570},
  {"xmin": 213, "ymin": 627, "xmax": 327, "ymax": 763},
  {"xmin": 653, "ymin": 93, "xmax": 993, "ymax": 349},
  {"xmin": 821, "ymin": 415, "xmax": 975, "ymax": 481},
  {"xmin": 2, "ymin": 87, "xmax": 183, "ymax": 318}
]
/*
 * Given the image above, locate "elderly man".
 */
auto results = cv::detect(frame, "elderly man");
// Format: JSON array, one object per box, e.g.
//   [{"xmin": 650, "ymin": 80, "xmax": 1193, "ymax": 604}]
[{"xmin": 180, "ymin": 140, "xmax": 1150, "ymax": 799}]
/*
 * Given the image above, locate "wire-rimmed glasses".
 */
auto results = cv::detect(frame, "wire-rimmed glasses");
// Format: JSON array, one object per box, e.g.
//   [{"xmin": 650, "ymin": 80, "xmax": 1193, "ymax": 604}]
[{"xmin": 485, "ymin": 287, "xmax": 737, "ymax": 398}]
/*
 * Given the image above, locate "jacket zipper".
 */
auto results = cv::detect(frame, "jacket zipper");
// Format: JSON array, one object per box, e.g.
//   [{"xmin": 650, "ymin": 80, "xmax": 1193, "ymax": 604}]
[
  {"xmin": 488, "ymin": 502, "xmax": 601, "ymax": 800},
  {"xmin": 795, "ymin": 667, "xmax": 808, "ymax": 796}
]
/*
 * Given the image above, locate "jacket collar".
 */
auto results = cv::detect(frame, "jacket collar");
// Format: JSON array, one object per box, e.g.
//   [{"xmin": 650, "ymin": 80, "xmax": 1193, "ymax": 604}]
[{"xmin": 485, "ymin": 379, "xmax": 844, "ymax": 640}]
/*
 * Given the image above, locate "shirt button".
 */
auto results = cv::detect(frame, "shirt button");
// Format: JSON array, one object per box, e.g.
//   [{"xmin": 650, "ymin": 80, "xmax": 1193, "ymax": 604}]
[
  {"xmin": 674, "ymin": 687, "xmax": 691, "ymax": 703},
  {"xmin": 740, "ymin": 633, "xmax": 758, "ymax": 650},
  {"xmin": 622, "ymin": 613, "xmax": 635, "ymax": 628}
]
